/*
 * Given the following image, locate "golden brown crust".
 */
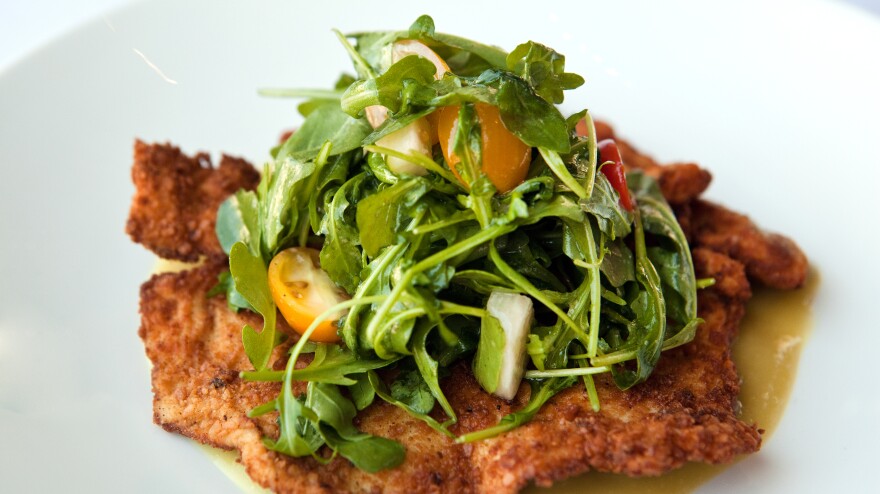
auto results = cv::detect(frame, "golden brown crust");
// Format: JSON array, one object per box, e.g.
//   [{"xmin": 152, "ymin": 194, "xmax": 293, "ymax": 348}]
[
  {"xmin": 691, "ymin": 200, "xmax": 808, "ymax": 289},
  {"xmin": 658, "ymin": 163, "xmax": 713, "ymax": 204},
  {"xmin": 595, "ymin": 120, "xmax": 712, "ymax": 204},
  {"xmin": 133, "ymin": 129, "xmax": 805, "ymax": 493},
  {"xmin": 139, "ymin": 252, "xmax": 759, "ymax": 493},
  {"xmin": 126, "ymin": 141, "xmax": 260, "ymax": 261}
]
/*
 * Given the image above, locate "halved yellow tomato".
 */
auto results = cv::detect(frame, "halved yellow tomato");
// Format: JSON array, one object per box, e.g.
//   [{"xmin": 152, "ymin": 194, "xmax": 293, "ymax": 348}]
[
  {"xmin": 437, "ymin": 103, "xmax": 531, "ymax": 193},
  {"xmin": 267, "ymin": 247, "xmax": 349, "ymax": 343}
]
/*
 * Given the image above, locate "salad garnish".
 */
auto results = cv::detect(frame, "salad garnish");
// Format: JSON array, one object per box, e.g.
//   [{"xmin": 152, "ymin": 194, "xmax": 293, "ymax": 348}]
[{"xmin": 212, "ymin": 15, "xmax": 701, "ymax": 471}]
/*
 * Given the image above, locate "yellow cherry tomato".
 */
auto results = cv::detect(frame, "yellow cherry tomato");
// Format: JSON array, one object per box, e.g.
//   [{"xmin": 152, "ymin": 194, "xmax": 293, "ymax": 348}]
[
  {"xmin": 437, "ymin": 103, "xmax": 531, "ymax": 193},
  {"xmin": 267, "ymin": 247, "xmax": 349, "ymax": 343}
]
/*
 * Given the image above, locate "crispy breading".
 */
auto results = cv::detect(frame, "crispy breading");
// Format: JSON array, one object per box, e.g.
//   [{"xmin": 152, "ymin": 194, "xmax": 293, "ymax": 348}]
[
  {"xmin": 690, "ymin": 200, "xmax": 808, "ymax": 289},
  {"xmin": 130, "ymin": 136, "xmax": 805, "ymax": 493},
  {"xmin": 126, "ymin": 141, "xmax": 260, "ymax": 261},
  {"xmin": 138, "ymin": 248, "xmax": 759, "ymax": 493},
  {"xmin": 596, "ymin": 120, "xmax": 712, "ymax": 204}
]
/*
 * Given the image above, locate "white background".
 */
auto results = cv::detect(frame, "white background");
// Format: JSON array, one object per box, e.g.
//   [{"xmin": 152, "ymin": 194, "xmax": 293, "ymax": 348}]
[{"xmin": 2, "ymin": 0, "xmax": 880, "ymax": 72}]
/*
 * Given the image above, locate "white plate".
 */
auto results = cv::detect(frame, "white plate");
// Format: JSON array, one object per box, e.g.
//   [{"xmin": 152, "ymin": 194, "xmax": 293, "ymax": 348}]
[{"xmin": 2, "ymin": 0, "xmax": 879, "ymax": 492}]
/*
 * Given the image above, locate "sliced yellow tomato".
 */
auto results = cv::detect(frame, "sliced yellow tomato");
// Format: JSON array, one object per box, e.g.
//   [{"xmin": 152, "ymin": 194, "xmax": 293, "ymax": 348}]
[
  {"xmin": 267, "ymin": 247, "xmax": 349, "ymax": 343},
  {"xmin": 437, "ymin": 103, "xmax": 532, "ymax": 193}
]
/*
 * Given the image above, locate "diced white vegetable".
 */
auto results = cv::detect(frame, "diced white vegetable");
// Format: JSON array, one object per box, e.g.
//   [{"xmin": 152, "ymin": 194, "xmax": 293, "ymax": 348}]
[
  {"xmin": 481, "ymin": 291, "xmax": 534, "ymax": 400},
  {"xmin": 374, "ymin": 117, "xmax": 432, "ymax": 176},
  {"xmin": 363, "ymin": 40, "xmax": 450, "ymax": 176}
]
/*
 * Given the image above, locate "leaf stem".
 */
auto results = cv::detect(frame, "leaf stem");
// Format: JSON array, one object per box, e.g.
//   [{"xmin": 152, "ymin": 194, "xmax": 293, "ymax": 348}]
[
  {"xmin": 333, "ymin": 29, "xmax": 377, "ymax": 79},
  {"xmin": 364, "ymin": 145, "xmax": 461, "ymax": 185},
  {"xmin": 523, "ymin": 366, "xmax": 610, "ymax": 378},
  {"xmin": 363, "ymin": 224, "xmax": 514, "ymax": 348},
  {"xmin": 538, "ymin": 147, "xmax": 588, "ymax": 199}
]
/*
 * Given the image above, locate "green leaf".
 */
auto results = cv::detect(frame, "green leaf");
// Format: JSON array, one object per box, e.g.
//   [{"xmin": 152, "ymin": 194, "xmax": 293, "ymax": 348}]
[
  {"xmin": 356, "ymin": 178, "xmax": 430, "ymax": 258},
  {"xmin": 629, "ymin": 172, "xmax": 699, "ymax": 345},
  {"xmin": 341, "ymin": 56, "xmax": 437, "ymax": 117},
  {"xmin": 407, "ymin": 14, "xmax": 435, "ymax": 38},
  {"xmin": 473, "ymin": 313, "xmax": 506, "ymax": 395},
  {"xmin": 216, "ymin": 190, "xmax": 260, "ymax": 255},
  {"xmin": 320, "ymin": 173, "xmax": 367, "ymax": 293},
  {"xmin": 580, "ymin": 173, "xmax": 633, "ymax": 240},
  {"xmin": 277, "ymin": 103, "xmax": 372, "ymax": 162},
  {"xmin": 260, "ymin": 158, "xmax": 316, "ymax": 256},
  {"xmin": 308, "ymin": 382, "xmax": 406, "ymax": 472},
  {"xmin": 349, "ymin": 372, "xmax": 376, "ymax": 411},
  {"xmin": 368, "ymin": 370, "xmax": 454, "ymax": 437},
  {"xmin": 206, "ymin": 270, "xmax": 253, "ymax": 312},
  {"xmin": 390, "ymin": 365, "xmax": 435, "ymax": 415},
  {"xmin": 230, "ymin": 242, "xmax": 277, "ymax": 371},
  {"xmin": 610, "ymin": 208, "xmax": 667, "ymax": 389},
  {"xmin": 296, "ymin": 344, "xmax": 395, "ymax": 385},
  {"xmin": 507, "ymin": 41, "xmax": 584, "ymax": 104},
  {"xmin": 457, "ymin": 376, "xmax": 575, "ymax": 442},
  {"xmin": 262, "ymin": 392, "xmax": 324, "ymax": 458},
  {"xmin": 320, "ymin": 426, "xmax": 405, "ymax": 473},
  {"xmin": 487, "ymin": 72, "xmax": 570, "ymax": 152},
  {"xmin": 494, "ymin": 232, "xmax": 566, "ymax": 291},
  {"xmin": 600, "ymin": 239, "xmax": 635, "ymax": 288}
]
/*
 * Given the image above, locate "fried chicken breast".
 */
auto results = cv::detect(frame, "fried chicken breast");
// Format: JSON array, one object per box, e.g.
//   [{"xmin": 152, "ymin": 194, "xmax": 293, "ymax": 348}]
[
  {"xmin": 129, "ymin": 133, "xmax": 807, "ymax": 493},
  {"xmin": 126, "ymin": 141, "xmax": 260, "ymax": 262}
]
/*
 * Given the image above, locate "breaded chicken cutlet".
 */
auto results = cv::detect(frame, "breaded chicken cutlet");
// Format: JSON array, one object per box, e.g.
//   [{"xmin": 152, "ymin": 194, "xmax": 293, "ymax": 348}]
[{"xmin": 128, "ymin": 123, "xmax": 807, "ymax": 493}]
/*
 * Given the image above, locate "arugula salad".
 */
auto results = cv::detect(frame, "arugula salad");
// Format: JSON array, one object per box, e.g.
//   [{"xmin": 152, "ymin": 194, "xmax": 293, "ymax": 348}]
[{"xmin": 212, "ymin": 15, "xmax": 701, "ymax": 472}]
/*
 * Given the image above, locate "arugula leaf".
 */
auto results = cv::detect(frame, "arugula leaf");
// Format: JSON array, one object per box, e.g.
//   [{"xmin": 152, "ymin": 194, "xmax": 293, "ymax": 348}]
[
  {"xmin": 206, "ymin": 270, "xmax": 253, "ymax": 312},
  {"xmin": 356, "ymin": 177, "xmax": 430, "ymax": 258},
  {"xmin": 390, "ymin": 365, "xmax": 436, "ymax": 415},
  {"xmin": 319, "ymin": 425, "xmax": 405, "ymax": 473},
  {"xmin": 349, "ymin": 372, "xmax": 376, "ymax": 411},
  {"xmin": 341, "ymin": 56, "xmax": 437, "ymax": 117},
  {"xmin": 580, "ymin": 172, "xmax": 633, "ymax": 240},
  {"xmin": 260, "ymin": 392, "xmax": 324, "ymax": 458},
  {"xmin": 259, "ymin": 158, "xmax": 316, "ymax": 257},
  {"xmin": 494, "ymin": 231, "xmax": 566, "ymax": 291},
  {"xmin": 487, "ymin": 71, "xmax": 570, "ymax": 152},
  {"xmin": 320, "ymin": 173, "xmax": 366, "ymax": 294},
  {"xmin": 628, "ymin": 172, "xmax": 698, "ymax": 332},
  {"xmin": 506, "ymin": 41, "xmax": 584, "ymax": 104},
  {"xmin": 367, "ymin": 370, "xmax": 454, "ymax": 438},
  {"xmin": 609, "ymin": 208, "xmax": 667, "ymax": 389},
  {"xmin": 412, "ymin": 321, "xmax": 456, "ymax": 421},
  {"xmin": 407, "ymin": 14, "xmax": 435, "ymax": 38},
  {"xmin": 243, "ymin": 344, "xmax": 397, "ymax": 385},
  {"xmin": 229, "ymin": 242, "xmax": 277, "ymax": 371},
  {"xmin": 600, "ymin": 238, "xmax": 636, "ymax": 288},
  {"xmin": 277, "ymin": 103, "xmax": 372, "ymax": 161},
  {"xmin": 457, "ymin": 376, "xmax": 576, "ymax": 442},
  {"xmin": 216, "ymin": 190, "xmax": 261, "ymax": 255}
]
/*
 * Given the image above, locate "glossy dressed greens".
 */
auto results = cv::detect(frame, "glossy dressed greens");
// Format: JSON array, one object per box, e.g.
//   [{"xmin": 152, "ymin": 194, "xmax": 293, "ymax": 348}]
[{"xmin": 213, "ymin": 15, "xmax": 701, "ymax": 471}]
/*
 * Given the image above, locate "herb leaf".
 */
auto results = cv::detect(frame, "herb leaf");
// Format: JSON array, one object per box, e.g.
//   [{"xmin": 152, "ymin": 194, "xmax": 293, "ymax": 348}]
[
  {"xmin": 457, "ymin": 376, "xmax": 576, "ymax": 442},
  {"xmin": 229, "ymin": 242, "xmax": 277, "ymax": 371},
  {"xmin": 356, "ymin": 177, "xmax": 430, "ymax": 258},
  {"xmin": 506, "ymin": 41, "xmax": 584, "ymax": 104},
  {"xmin": 277, "ymin": 103, "xmax": 372, "ymax": 162}
]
